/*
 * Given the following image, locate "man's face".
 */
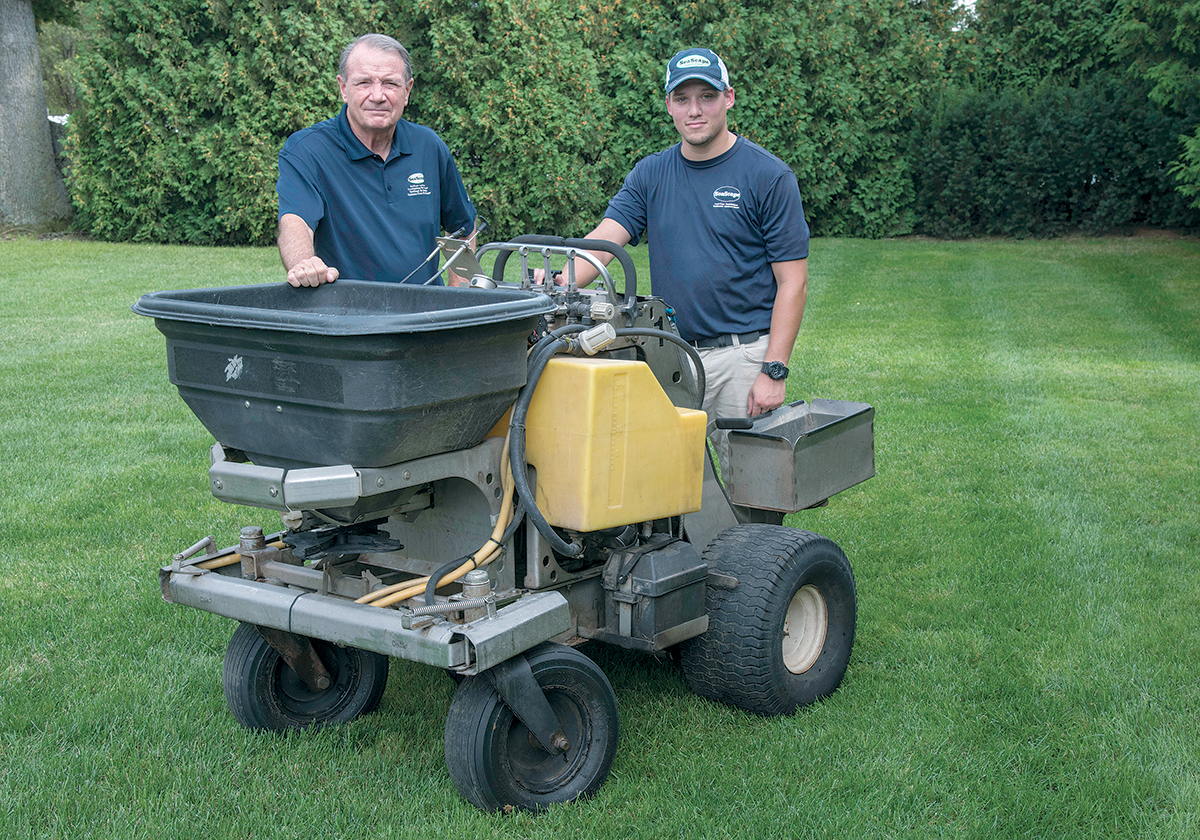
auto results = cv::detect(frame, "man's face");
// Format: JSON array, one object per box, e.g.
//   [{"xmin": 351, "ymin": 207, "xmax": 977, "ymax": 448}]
[
  {"xmin": 666, "ymin": 80, "xmax": 735, "ymax": 151},
  {"xmin": 337, "ymin": 44, "xmax": 412, "ymax": 139}
]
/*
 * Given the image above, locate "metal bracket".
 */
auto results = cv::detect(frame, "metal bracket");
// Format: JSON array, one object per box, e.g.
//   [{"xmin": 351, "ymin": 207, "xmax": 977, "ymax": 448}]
[
  {"xmin": 253, "ymin": 625, "xmax": 334, "ymax": 692},
  {"xmin": 240, "ymin": 545, "xmax": 284, "ymax": 581},
  {"xmin": 602, "ymin": 535, "xmax": 679, "ymax": 589},
  {"xmin": 484, "ymin": 653, "xmax": 568, "ymax": 756},
  {"xmin": 707, "ymin": 570, "xmax": 739, "ymax": 590},
  {"xmin": 170, "ymin": 536, "xmax": 217, "ymax": 575}
]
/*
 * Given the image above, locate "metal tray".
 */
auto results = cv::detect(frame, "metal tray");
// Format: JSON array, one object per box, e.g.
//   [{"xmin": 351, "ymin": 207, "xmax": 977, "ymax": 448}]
[{"xmin": 725, "ymin": 399, "xmax": 875, "ymax": 512}]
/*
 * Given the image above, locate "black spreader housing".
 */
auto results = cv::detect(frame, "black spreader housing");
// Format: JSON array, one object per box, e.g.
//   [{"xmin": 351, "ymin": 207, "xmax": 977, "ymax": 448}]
[{"xmin": 133, "ymin": 280, "xmax": 556, "ymax": 469}]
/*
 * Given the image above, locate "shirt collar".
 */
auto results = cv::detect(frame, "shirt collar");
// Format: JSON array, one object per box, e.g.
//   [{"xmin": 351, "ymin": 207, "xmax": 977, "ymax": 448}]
[
  {"xmin": 677, "ymin": 134, "xmax": 742, "ymax": 168},
  {"xmin": 336, "ymin": 105, "xmax": 413, "ymax": 160}
]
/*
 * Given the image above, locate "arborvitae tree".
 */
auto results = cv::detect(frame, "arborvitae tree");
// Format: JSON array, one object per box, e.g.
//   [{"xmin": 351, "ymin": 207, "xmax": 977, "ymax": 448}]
[
  {"xmin": 68, "ymin": 0, "xmax": 390, "ymax": 244},
  {"xmin": 971, "ymin": 0, "xmax": 1121, "ymax": 89},
  {"xmin": 1113, "ymin": 0, "xmax": 1200, "ymax": 209}
]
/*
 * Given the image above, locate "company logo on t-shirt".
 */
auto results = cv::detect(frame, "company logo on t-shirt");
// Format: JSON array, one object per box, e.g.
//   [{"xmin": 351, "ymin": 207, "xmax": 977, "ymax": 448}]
[
  {"xmin": 408, "ymin": 172, "xmax": 431, "ymax": 197},
  {"xmin": 713, "ymin": 186, "xmax": 741, "ymax": 208}
]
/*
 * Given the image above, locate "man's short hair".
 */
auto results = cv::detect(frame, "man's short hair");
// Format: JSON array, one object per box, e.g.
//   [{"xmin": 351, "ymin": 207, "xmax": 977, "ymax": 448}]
[{"xmin": 339, "ymin": 34, "xmax": 413, "ymax": 83}]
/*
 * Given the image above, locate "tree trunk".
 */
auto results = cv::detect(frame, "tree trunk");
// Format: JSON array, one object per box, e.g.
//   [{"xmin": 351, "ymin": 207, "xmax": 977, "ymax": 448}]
[{"xmin": 0, "ymin": 0, "xmax": 73, "ymax": 231}]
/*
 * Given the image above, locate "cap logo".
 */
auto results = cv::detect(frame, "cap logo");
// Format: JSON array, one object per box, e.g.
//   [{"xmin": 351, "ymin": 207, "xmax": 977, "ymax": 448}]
[{"xmin": 676, "ymin": 56, "xmax": 712, "ymax": 69}]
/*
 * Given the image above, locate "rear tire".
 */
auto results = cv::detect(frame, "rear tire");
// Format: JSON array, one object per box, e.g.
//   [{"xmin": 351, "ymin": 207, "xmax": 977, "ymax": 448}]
[
  {"xmin": 222, "ymin": 623, "xmax": 389, "ymax": 731},
  {"xmin": 680, "ymin": 525, "xmax": 856, "ymax": 715}
]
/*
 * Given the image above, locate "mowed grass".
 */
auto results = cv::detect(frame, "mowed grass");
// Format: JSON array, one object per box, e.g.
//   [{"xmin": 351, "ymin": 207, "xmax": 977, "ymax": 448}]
[{"xmin": 1, "ymin": 234, "xmax": 1197, "ymax": 838}]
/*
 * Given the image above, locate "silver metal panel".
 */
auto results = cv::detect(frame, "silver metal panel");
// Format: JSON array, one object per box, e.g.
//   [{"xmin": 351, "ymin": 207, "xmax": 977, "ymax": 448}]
[
  {"xmin": 208, "ymin": 449, "xmax": 286, "ymax": 510},
  {"xmin": 283, "ymin": 465, "xmax": 362, "ymax": 509},
  {"xmin": 163, "ymin": 569, "xmax": 572, "ymax": 672},
  {"xmin": 682, "ymin": 451, "xmax": 739, "ymax": 553},
  {"xmin": 257, "ymin": 560, "xmax": 370, "ymax": 600},
  {"xmin": 358, "ymin": 436, "xmax": 505, "ymax": 509},
  {"xmin": 457, "ymin": 591, "xmax": 572, "ymax": 673},
  {"xmin": 652, "ymin": 614, "xmax": 709, "ymax": 649},
  {"xmin": 726, "ymin": 399, "xmax": 876, "ymax": 512},
  {"xmin": 208, "ymin": 436, "xmax": 506, "ymax": 518},
  {"xmin": 164, "ymin": 570, "xmax": 466, "ymax": 668}
]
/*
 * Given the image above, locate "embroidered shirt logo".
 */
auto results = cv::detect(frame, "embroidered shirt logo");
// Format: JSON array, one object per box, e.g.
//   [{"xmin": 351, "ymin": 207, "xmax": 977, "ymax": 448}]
[
  {"xmin": 407, "ymin": 171, "xmax": 431, "ymax": 197},
  {"xmin": 713, "ymin": 186, "xmax": 741, "ymax": 208}
]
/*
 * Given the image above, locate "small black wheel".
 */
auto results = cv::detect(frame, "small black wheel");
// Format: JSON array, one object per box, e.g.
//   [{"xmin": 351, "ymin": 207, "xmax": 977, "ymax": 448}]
[
  {"xmin": 681, "ymin": 525, "xmax": 856, "ymax": 716},
  {"xmin": 443, "ymin": 642, "xmax": 619, "ymax": 812},
  {"xmin": 222, "ymin": 622, "xmax": 389, "ymax": 731}
]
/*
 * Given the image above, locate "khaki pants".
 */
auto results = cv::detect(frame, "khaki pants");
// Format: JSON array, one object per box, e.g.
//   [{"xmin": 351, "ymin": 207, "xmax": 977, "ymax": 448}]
[{"xmin": 698, "ymin": 334, "xmax": 770, "ymax": 478}]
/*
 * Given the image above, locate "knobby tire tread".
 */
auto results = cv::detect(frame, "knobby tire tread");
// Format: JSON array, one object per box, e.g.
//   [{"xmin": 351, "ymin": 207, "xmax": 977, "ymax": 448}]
[{"xmin": 681, "ymin": 525, "xmax": 856, "ymax": 716}]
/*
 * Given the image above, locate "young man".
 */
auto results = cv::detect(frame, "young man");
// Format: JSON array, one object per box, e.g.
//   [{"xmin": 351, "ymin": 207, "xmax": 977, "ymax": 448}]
[
  {"xmin": 276, "ymin": 34, "xmax": 476, "ymax": 287},
  {"xmin": 549, "ymin": 47, "xmax": 809, "ymax": 434}
]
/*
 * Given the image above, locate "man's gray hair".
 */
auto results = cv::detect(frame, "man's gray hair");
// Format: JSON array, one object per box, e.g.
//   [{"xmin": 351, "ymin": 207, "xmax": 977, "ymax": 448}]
[{"xmin": 339, "ymin": 34, "xmax": 413, "ymax": 82}]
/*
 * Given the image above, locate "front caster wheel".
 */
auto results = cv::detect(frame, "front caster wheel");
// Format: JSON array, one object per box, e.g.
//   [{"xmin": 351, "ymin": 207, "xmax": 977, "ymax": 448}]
[
  {"xmin": 681, "ymin": 525, "xmax": 856, "ymax": 716},
  {"xmin": 443, "ymin": 642, "xmax": 619, "ymax": 812},
  {"xmin": 222, "ymin": 622, "xmax": 389, "ymax": 731}
]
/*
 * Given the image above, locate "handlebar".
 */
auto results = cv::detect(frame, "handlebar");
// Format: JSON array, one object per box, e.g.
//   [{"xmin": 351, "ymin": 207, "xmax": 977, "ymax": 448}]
[{"xmin": 489, "ymin": 235, "xmax": 638, "ymax": 314}]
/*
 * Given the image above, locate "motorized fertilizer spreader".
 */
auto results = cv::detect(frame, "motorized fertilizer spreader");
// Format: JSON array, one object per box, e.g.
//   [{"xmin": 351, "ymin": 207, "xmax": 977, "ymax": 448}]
[{"xmin": 134, "ymin": 236, "xmax": 875, "ymax": 812}]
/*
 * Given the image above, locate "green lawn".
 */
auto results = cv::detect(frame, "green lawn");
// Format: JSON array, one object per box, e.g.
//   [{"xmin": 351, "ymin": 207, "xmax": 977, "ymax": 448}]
[{"xmin": 1, "ymin": 234, "xmax": 1197, "ymax": 838}]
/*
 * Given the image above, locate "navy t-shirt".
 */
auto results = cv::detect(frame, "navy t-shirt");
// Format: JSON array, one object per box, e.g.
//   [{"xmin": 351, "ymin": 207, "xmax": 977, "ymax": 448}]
[
  {"xmin": 604, "ymin": 136, "xmax": 809, "ymax": 341},
  {"xmin": 277, "ymin": 106, "xmax": 476, "ymax": 284}
]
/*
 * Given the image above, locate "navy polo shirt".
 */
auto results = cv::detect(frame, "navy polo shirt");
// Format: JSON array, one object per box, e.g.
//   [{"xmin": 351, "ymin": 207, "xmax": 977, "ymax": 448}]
[
  {"xmin": 277, "ymin": 106, "xmax": 476, "ymax": 284},
  {"xmin": 604, "ymin": 136, "xmax": 808, "ymax": 341}
]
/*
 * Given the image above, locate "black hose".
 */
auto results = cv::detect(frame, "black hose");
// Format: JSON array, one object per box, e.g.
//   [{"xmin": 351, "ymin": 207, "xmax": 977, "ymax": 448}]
[
  {"xmin": 424, "ymin": 555, "xmax": 473, "ymax": 606},
  {"xmin": 612, "ymin": 327, "xmax": 707, "ymax": 410},
  {"xmin": 506, "ymin": 324, "xmax": 707, "ymax": 561},
  {"xmin": 508, "ymin": 337, "xmax": 584, "ymax": 557},
  {"xmin": 422, "ymin": 463, "xmax": 531, "ymax": 607},
  {"xmin": 427, "ymin": 324, "xmax": 585, "ymax": 600},
  {"xmin": 421, "ymin": 324, "xmax": 706, "ymax": 604}
]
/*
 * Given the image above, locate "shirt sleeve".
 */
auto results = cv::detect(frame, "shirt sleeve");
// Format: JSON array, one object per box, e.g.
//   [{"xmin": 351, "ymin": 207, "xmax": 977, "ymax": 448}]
[
  {"xmin": 603, "ymin": 161, "xmax": 650, "ymax": 246},
  {"xmin": 276, "ymin": 144, "xmax": 326, "ymax": 229},
  {"xmin": 758, "ymin": 168, "xmax": 809, "ymax": 262},
  {"xmin": 439, "ymin": 146, "xmax": 477, "ymax": 236}
]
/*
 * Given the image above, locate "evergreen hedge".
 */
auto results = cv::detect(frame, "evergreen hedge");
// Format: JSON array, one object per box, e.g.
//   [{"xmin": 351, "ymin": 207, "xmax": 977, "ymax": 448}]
[
  {"xmin": 910, "ymin": 75, "xmax": 1200, "ymax": 238},
  {"xmin": 63, "ymin": 0, "xmax": 1200, "ymax": 244},
  {"xmin": 66, "ymin": 0, "xmax": 961, "ymax": 245},
  {"xmin": 69, "ymin": 0, "xmax": 391, "ymax": 245}
]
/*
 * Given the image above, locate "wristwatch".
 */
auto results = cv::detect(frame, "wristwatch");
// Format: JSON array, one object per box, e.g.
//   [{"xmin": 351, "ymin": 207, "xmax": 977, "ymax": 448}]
[{"xmin": 761, "ymin": 361, "xmax": 789, "ymax": 381}]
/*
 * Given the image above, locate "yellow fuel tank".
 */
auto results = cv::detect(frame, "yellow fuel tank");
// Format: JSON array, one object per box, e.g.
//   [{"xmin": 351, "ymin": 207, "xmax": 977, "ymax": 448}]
[{"xmin": 524, "ymin": 357, "xmax": 706, "ymax": 532}]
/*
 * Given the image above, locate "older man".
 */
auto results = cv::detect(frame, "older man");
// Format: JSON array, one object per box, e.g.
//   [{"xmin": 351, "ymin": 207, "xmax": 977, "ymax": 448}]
[{"xmin": 277, "ymin": 34, "xmax": 476, "ymax": 287}]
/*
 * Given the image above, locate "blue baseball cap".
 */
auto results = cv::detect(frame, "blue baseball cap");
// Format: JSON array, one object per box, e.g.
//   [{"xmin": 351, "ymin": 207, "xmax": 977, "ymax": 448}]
[{"xmin": 664, "ymin": 48, "xmax": 730, "ymax": 93}]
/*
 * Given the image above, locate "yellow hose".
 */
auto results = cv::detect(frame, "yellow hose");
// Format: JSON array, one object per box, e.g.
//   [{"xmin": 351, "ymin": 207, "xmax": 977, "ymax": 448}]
[
  {"xmin": 194, "ymin": 434, "xmax": 516, "ymax": 608},
  {"xmin": 357, "ymin": 430, "xmax": 517, "ymax": 609},
  {"xmin": 195, "ymin": 541, "xmax": 287, "ymax": 571}
]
